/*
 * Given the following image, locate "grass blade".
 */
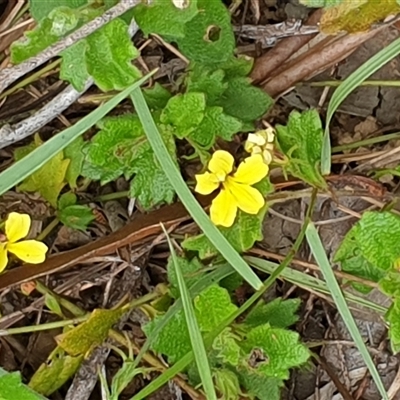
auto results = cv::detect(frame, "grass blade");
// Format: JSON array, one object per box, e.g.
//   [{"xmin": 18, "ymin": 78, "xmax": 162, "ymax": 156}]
[
  {"xmin": 0, "ymin": 71, "xmax": 156, "ymax": 197},
  {"xmin": 321, "ymin": 35, "xmax": 400, "ymax": 175},
  {"xmin": 305, "ymin": 223, "xmax": 389, "ymax": 400},
  {"xmin": 129, "ymin": 88, "xmax": 263, "ymax": 291},
  {"xmin": 161, "ymin": 224, "xmax": 216, "ymax": 400}
]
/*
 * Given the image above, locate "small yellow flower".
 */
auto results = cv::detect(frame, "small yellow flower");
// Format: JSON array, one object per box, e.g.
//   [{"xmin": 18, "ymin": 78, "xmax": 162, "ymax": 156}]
[
  {"xmin": 244, "ymin": 128, "xmax": 275, "ymax": 165},
  {"xmin": 0, "ymin": 212, "xmax": 48, "ymax": 273},
  {"xmin": 195, "ymin": 150, "xmax": 268, "ymax": 227}
]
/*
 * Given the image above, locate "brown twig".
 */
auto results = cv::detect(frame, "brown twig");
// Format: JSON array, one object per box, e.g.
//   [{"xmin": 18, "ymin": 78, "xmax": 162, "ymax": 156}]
[{"xmin": 0, "ymin": 0, "xmax": 140, "ymax": 95}]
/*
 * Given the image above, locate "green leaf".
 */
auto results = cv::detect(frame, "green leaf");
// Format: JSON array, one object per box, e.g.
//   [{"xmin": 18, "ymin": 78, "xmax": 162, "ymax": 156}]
[
  {"xmin": 11, "ymin": 7, "xmax": 80, "ymax": 63},
  {"xmin": 45, "ymin": 293, "xmax": 64, "ymax": 317},
  {"xmin": 144, "ymin": 311, "xmax": 191, "ymax": 364},
  {"xmin": 57, "ymin": 308, "xmax": 124, "ymax": 356},
  {"xmin": 188, "ymin": 106, "xmax": 243, "ymax": 148},
  {"xmin": 132, "ymin": 0, "xmax": 198, "ymax": 39},
  {"xmin": 215, "ymin": 77, "xmax": 273, "ymax": 122},
  {"xmin": 161, "ymin": 92, "xmax": 206, "ymax": 138},
  {"xmin": 29, "ymin": 0, "xmax": 88, "ymax": 21},
  {"xmin": 214, "ymin": 369, "xmax": 242, "ymax": 400},
  {"xmin": 238, "ymin": 369, "xmax": 283, "ymax": 400},
  {"xmin": 58, "ymin": 192, "xmax": 77, "ymax": 209},
  {"xmin": 64, "ymin": 137, "xmax": 85, "ymax": 188},
  {"xmin": 276, "ymin": 109, "xmax": 326, "ymax": 188},
  {"xmin": 58, "ymin": 205, "xmax": 95, "ymax": 230},
  {"xmin": 143, "ymin": 83, "xmax": 173, "ymax": 110},
  {"xmin": 29, "ymin": 347, "xmax": 82, "ymax": 396},
  {"xmin": 241, "ymin": 324, "xmax": 310, "ymax": 379},
  {"xmin": 110, "ymin": 361, "xmax": 148, "ymax": 399},
  {"xmin": 167, "ymin": 256, "xmax": 205, "ymax": 298},
  {"xmin": 60, "ymin": 41, "xmax": 90, "ymax": 91},
  {"xmin": 183, "ymin": 208, "xmax": 267, "ymax": 259},
  {"xmin": 385, "ymin": 298, "xmax": 400, "ymax": 353},
  {"xmin": 82, "ymin": 114, "xmax": 176, "ymax": 209},
  {"xmin": 186, "ymin": 63, "xmax": 228, "ymax": 105},
  {"xmin": 0, "ymin": 370, "xmax": 45, "ymax": 400},
  {"xmin": 15, "ymin": 136, "xmax": 70, "ymax": 207},
  {"xmin": 85, "ymin": 18, "xmax": 141, "ymax": 91},
  {"xmin": 334, "ymin": 211, "xmax": 400, "ymax": 284},
  {"xmin": 194, "ymin": 285, "xmax": 238, "ymax": 332},
  {"xmin": 175, "ymin": 0, "xmax": 235, "ymax": 65},
  {"xmin": 379, "ymin": 269, "xmax": 400, "ymax": 298},
  {"xmin": 212, "ymin": 328, "xmax": 243, "ymax": 366},
  {"xmin": 219, "ymin": 55, "xmax": 254, "ymax": 79},
  {"xmin": 244, "ymin": 298, "xmax": 300, "ymax": 329}
]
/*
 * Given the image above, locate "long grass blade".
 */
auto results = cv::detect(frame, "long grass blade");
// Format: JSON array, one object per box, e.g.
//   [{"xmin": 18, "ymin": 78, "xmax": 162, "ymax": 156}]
[
  {"xmin": 306, "ymin": 223, "xmax": 389, "ymax": 400},
  {"xmin": 161, "ymin": 224, "xmax": 216, "ymax": 400},
  {"xmin": 129, "ymin": 88, "xmax": 263, "ymax": 291},
  {"xmin": 321, "ymin": 35, "xmax": 400, "ymax": 175},
  {"xmin": 0, "ymin": 71, "xmax": 156, "ymax": 196}
]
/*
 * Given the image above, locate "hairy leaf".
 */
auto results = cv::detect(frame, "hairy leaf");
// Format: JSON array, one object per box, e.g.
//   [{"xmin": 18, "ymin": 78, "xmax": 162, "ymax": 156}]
[
  {"xmin": 276, "ymin": 109, "xmax": 326, "ymax": 188},
  {"xmin": 29, "ymin": 0, "xmax": 88, "ymax": 21}
]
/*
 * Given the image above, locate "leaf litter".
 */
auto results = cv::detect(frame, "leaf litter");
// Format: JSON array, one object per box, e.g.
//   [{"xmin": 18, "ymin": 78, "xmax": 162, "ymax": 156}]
[{"xmin": 1, "ymin": 1, "xmax": 400, "ymax": 399}]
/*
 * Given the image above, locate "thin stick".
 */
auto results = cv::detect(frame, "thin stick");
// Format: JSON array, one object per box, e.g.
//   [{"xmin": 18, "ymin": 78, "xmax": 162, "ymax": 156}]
[{"xmin": 0, "ymin": 0, "xmax": 140, "ymax": 95}]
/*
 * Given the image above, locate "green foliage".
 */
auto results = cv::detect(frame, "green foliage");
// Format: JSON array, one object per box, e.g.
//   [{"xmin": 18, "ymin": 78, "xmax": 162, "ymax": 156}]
[
  {"xmin": 82, "ymin": 114, "xmax": 176, "ymax": 209},
  {"xmin": 238, "ymin": 370, "xmax": 283, "ymax": 400},
  {"xmin": 334, "ymin": 211, "xmax": 400, "ymax": 284},
  {"xmin": 63, "ymin": 137, "xmax": 85, "ymax": 188},
  {"xmin": 299, "ymin": 0, "xmax": 344, "ymax": 6},
  {"xmin": 12, "ymin": 7, "xmax": 80, "ymax": 62},
  {"xmin": 14, "ymin": 136, "xmax": 70, "ymax": 207},
  {"xmin": 276, "ymin": 109, "xmax": 326, "ymax": 188},
  {"xmin": 0, "ymin": 369, "xmax": 46, "ymax": 400},
  {"xmin": 183, "ymin": 207, "xmax": 268, "ymax": 259},
  {"xmin": 244, "ymin": 298, "xmax": 301, "ymax": 329},
  {"xmin": 215, "ymin": 77, "xmax": 273, "ymax": 122},
  {"xmin": 29, "ymin": 0, "xmax": 88, "ymax": 21},
  {"xmin": 214, "ymin": 369, "xmax": 242, "ymax": 400},
  {"xmin": 29, "ymin": 347, "xmax": 83, "ymax": 396},
  {"xmin": 161, "ymin": 92, "xmax": 206, "ymax": 138},
  {"xmin": 175, "ymin": 0, "xmax": 235, "ymax": 65},
  {"xmin": 57, "ymin": 308, "xmax": 124, "ymax": 356},
  {"xmin": 143, "ymin": 83, "xmax": 173, "ymax": 110},
  {"xmin": 241, "ymin": 324, "xmax": 310, "ymax": 379},
  {"xmin": 385, "ymin": 298, "xmax": 400, "ymax": 353},
  {"xmin": 132, "ymin": 0, "xmax": 198, "ymax": 39},
  {"xmin": 57, "ymin": 193, "xmax": 95, "ymax": 231}
]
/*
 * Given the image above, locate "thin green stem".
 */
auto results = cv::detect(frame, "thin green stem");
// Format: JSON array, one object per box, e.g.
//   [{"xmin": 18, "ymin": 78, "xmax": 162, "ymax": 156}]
[
  {"xmin": 92, "ymin": 191, "xmax": 130, "ymax": 202},
  {"xmin": 332, "ymin": 131, "xmax": 400, "ymax": 153},
  {"xmin": 0, "ymin": 316, "xmax": 88, "ymax": 336},
  {"xmin": 36, "ymin": 217, "xmax": 59, "ymax": 241},
  {"xmin": 302, "ymin": 80, "xmax": 400, "ymax": 88}
]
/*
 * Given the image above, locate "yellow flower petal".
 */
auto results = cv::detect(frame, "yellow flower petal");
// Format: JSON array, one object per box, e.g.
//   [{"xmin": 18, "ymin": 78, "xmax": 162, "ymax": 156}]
[
  {"xmin": 232, "ymin": 155, "xmax": 269, "ymax": 185},
  {"xmin": 0, "ymin": 244, "xmax": 8, "ymax": 273},
  {"xmin": 208, "ymin": 150, "xmax": 234, "ymax": 180},
  {"xmin": 195, "ymin": 172, "xmax": 220, "ymax": 195},
  {"xmin": 5, "ymin": 212, "xmax": 31, "ymax": 243},
  {"xmin": 226, "ymin": 179, "xmax": 265, "ymax": 215},
  {"xmin": 247, "ymin": 132, "xmax": 266, "ymax": 146},
  {"xmin": 210, "ymin": 188, "xmax": 237, "ymax": 227},
  {"xmin": 7, "ymin": 240, "xmax": 48, "ymax": 264}
]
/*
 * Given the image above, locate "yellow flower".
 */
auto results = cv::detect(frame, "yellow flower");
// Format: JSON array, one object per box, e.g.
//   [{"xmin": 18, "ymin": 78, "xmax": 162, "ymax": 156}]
[
  {"xmin": 244, "ymin": 128, "xmax": 275, "ymax": 165},
  {"xmin": 195, "ymin": 150, "xmax": 268, "ymax": 227},
  {"xmin": 0, "ymin": 212, "xmax": 48, "ymax": 273}
]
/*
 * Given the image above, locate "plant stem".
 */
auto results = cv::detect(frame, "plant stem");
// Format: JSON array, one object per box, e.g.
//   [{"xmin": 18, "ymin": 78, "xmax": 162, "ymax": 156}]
[
  {"xmin": 36, "ymin": 217, "xmax": 59, "ymax": 241},
  {"xmin": 301, "ymin": 80, "xmax": 400, "ymax": 87},
  {"xmin": 332, "ymin": 131, "xmax": 400, "ymax": 153},
  {"xmin": 93, "ymin": 191, "xmax": 130, "ymax": 202}
]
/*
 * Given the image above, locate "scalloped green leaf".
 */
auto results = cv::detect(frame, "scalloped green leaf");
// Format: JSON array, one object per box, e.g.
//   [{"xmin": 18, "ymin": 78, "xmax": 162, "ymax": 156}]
[
  {"xmin": 241, "ymin": 325, "xmax": 310, "ymax": 379},
  {"xmin": 385, "ymin": 298, "xmax": 400, "ymax": 353},
  {"xmin": 175, "ymin": 0, "xmax": 235, "ymax": 65},
  {"xmin": 0, "ymin": 370, "xmax": 46, "ymax": 399},
  {"xmin": 64, "ymin": 136, "xmax": 85, "ymax": 188},
  {"xmin": 334, "ymin": 211, "xmax": 400, "ymax": 285},
  {"xmin": 238, "ymin": 370, "xmax": 283, "ymax": 400},
  {"xmin": 276, "ymin": 109, "xmax": 326, "ymax": 188},
  {"xmin": 132, "ymin": 0, "xmax": 198, "ymax": 39},
  {"xmin": 29, "ymin": 0, "xmax": 88, "ymax": 21}
]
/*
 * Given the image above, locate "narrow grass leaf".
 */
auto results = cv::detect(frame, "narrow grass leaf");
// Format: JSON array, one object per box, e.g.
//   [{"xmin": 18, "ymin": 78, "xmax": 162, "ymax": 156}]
[
  {"xmin": 322, "ymin": 35, "xmax": 400, "ymax": 175},
  {"xmin": 130, "ymin": 88, "xmax": 263, "ymax": 291},
  {"xmin": 0, "ymin": 71, "xmax": 156, "ymax": 196},
  {"xmin": 161, "ymin": 224, "xmax": 216, "ymax": 400},
  {"xmin": 306, "ymin": 223, "xmax": 389, "ymax": 400}
]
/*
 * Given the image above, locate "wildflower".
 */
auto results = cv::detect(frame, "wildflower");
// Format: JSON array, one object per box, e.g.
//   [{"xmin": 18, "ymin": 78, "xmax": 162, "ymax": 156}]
[
  {"xmin": 0, "ymin": 212, "xmax": 48, "ymax": 273},
  {"xmin": 244, "ymin": 128, "xmax": 275, "ymax": 165},
  {"xmin": 195, "ymin": 150, "xmax": 268, "ymax": 227}
]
